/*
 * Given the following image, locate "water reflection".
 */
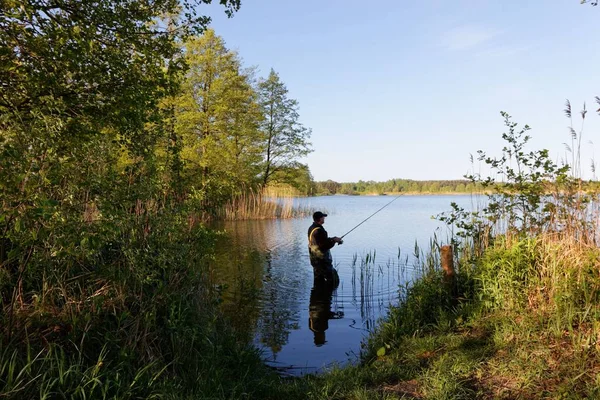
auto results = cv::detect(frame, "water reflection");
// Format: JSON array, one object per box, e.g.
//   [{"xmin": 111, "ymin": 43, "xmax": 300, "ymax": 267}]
[
  {"xmin": 210, "ymin": 219, "xmax": 309, "ymax": 361},
  {"xmin": 308, "ymin": 276, "xmax": 344, "ymax": 347},
  {"xmin": 210, "ymin": 195, "xmax": 474, "ymax": 375},
  {"xmin": 255, "ymin": 252, "xmax": 298, "ymax": 357}
]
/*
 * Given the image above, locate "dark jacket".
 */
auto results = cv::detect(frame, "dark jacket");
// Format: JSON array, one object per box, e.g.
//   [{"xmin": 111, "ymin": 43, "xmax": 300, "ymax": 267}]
[{"xmin": 308, "ymin": 222, "xmax": 335, "ymax": 267}]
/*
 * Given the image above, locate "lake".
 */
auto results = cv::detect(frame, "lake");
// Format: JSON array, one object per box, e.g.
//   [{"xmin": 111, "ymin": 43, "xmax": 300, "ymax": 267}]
[{"xmin": 210, "ymin": 194, "xmax": 476, "ymax": 375}]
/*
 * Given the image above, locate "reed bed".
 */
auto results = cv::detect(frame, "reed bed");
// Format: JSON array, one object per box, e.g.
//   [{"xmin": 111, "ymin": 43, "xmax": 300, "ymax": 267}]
[{"xmin": 216, "ymin": 188, "xmax": 312, "ymax": 221}]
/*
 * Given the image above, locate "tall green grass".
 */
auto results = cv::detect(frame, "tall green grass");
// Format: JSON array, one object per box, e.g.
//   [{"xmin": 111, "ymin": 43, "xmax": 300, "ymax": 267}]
[{"xmin": 0, "ymin": 207, "xmax": 290, "ymax": 399}]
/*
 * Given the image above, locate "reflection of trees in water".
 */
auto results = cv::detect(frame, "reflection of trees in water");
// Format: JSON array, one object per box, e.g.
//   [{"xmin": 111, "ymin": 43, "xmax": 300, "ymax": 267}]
[
  {"xmin": 209, "ymin": 221, "xmax": 271, "ymax": 341},
  {"xmin": 255, "ymin": 302, "xmax": 294, "ymax": 355},
  {"xmin": 255, "ymin": 253, "xmax": 303, "ymax": 357},
  {"xmin": 210, "ymin": 219, "xmax": 307, "ymax": 357},
  {"xmin": 214, "ymin": 249, "xmax": 264, "ymax": 342}
]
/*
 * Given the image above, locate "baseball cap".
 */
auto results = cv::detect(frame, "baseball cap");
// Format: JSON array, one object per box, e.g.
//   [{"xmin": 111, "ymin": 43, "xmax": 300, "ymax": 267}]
[{"xmin": 313, "ymin": 211, "xmax": 328, "ymax": 221}]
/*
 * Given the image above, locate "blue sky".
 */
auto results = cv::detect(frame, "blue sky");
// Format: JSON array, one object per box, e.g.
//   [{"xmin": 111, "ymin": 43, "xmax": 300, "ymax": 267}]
[{"xmin": 205, "ymin": 1, "xmax": 600, "ymax": 182}]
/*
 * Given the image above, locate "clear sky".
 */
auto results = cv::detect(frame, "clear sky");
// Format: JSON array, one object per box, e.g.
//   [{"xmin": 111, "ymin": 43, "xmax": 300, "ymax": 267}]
[{"xmin": 205, "ymin": 1, "xmax": 600, "ymax": 182}]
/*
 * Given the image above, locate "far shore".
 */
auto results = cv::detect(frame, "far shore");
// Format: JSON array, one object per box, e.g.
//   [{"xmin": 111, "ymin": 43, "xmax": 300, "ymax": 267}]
[{"xmin": 314, "ymin": 191, "xmax": 486, "ymax": 197}]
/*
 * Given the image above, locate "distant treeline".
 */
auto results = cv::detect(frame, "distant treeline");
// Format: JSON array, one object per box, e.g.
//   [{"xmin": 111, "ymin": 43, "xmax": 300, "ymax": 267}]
[
  {"xmin": 313, "ymin": 178, "xmax": 600, "ymax": 196},
  {"xmin": 313, "ymin": 179, "xmax": 483, "ymax": 195}
]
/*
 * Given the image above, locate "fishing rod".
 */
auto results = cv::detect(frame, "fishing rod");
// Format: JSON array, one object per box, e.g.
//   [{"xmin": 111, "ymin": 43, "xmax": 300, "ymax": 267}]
[{"xmin": 340, "ymin": 194, "xmax": 402, "ymax": 240}]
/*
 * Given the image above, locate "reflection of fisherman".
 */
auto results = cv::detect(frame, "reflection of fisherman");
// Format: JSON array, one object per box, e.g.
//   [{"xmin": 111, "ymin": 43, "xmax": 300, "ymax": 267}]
[
  {"xmin": 307, "ymin": 211, "xmax": 342, "ymax": 283},
  {"xmin": 308, "ymin": 277, "xmax": 344, "ymax": 346}
]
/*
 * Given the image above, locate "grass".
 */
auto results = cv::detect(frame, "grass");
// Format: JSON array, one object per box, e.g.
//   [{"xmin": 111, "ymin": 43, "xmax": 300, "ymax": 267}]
[
  {"xmin": 0, "ymin": 208, "xmax": 291, "ymax": 399},
  {"xmin": 313, "ymin": 221, "xmax": 600, "ymax": 399},
  {"xmin": 5, "ymin": 202, "xmax": 600, "ymax": 399}
]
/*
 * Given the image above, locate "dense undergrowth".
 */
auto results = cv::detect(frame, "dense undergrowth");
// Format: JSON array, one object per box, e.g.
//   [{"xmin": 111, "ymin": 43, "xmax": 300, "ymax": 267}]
[{"xmin": 0, "ymin": 208, "xmax": 292, "ymax": 399}]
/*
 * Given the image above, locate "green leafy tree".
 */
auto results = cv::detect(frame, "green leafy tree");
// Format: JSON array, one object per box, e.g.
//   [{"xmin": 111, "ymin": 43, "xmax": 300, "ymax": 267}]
[
  {"xmin": 315, "ymin": 180, "xmax": 341, "ymax": 195},
  {"xmin": 269, "ymin": 164, "xmax": 315, "ymax": 195},
  {"xmin": 176, "ymin": 30, "xmax": 264, "ymax": 204},
  {"xmin": 1, "ymin": 0, "xmax": 241, "ymax": 147},
  {"xmin": 257, "ymin": 69, "xmax": 313, "ymax": 188}
]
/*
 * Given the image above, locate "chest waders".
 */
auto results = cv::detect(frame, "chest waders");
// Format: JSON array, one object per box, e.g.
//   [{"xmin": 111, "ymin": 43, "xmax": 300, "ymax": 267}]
[
  {"xmin": 308, "ymin": 226, "xmax": 333, "ymax": 266},
  {"xmin": 308, "ymin": 226, "xmax": 338, "ymax": 285}
]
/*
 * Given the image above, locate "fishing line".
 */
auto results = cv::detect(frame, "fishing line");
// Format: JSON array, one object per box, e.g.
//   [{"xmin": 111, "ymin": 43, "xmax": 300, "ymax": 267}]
[{"xmin": 340, "ymin": 195, "xmax": 402, "ymax": 239}]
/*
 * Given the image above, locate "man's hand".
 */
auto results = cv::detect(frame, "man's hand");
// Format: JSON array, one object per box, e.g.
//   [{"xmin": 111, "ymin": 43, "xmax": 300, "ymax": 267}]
[{"xmin": 333, "ymin": 237, "xmax": 343, "ymax": 245}]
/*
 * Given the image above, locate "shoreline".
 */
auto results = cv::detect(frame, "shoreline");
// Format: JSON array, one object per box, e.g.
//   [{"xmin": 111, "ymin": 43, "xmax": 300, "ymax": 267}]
[{"xmin": 313, "ymin": 191, "xmax": 486, "ymax": 197}]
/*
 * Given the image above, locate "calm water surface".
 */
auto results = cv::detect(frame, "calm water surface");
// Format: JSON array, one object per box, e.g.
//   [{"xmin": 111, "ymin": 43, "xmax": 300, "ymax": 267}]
[{"xmin": 210, "ymin": 195, "xmax": 475, "ymax": 375}]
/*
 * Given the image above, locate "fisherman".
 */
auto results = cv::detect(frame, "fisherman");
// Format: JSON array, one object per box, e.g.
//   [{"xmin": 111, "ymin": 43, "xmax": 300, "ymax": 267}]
[{"xmin": 307, "ymin": 211, "xmax": 342, "ymax": 283}]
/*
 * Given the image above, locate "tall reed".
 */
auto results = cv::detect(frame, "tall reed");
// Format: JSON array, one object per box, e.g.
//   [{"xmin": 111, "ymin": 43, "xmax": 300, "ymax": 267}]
[{"xmin": 216, "ymin": 188, "xmax": 311, "ymax": 221}]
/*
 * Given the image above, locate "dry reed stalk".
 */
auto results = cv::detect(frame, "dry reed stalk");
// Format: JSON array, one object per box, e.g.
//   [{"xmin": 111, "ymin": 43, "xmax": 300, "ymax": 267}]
[
  {"xmin": 522, "ymin": 231, "xmax": 600, "ymax": 314},
  {"xmin": 219, "ymin": 188, "xmax": 306, "ymax": 221},
  {"xmin": 83, "ymin": 202, "xmax": 100, "ymax": 223}
]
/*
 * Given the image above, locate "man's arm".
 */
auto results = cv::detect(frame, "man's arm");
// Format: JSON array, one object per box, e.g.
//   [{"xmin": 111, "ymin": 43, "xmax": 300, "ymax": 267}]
[
  {"xmin": 314, "ymin": 229, "xmax": 342, "ymax": 250},
  {"xmin": 314, "ymin": 228, "xmax": 336, "ymax": 251}
]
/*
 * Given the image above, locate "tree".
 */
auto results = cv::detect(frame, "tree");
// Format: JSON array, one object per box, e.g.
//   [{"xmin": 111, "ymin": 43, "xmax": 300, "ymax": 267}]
[
  {"xmin": 0, "ymin": 0, "xmax": 241, "ymax": 145},
  {"xmin": 177, "ymin": 30, "xmax": 264, "ymax": 203},
  {"xmin": 279, "ymin": 164, "xmax": 315, "ymax": 195},
  {"xmin": 258, "ymin": 69, "xmax": 313, "ymax": 187},
  {"xmin": 0, "ymin": 0, "xmax": 242, "ymax": 216}
]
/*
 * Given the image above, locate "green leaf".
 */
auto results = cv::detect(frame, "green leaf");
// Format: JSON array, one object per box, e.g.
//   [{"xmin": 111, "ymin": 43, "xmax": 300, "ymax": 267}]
[{"xmin": 377, "ymin": 347, "xmax": 386, "ymax": 357}]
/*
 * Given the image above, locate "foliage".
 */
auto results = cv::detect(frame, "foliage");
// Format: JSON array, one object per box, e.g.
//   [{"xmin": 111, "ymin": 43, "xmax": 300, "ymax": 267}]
[
  {"xmin": 6, "ymin": 0, "xmax": 597, "ymax": 396},
  {"xmin": 356, "ymin": 230, "xmax": 600, "ymax": 399},
  {"xmin": 278, "ymin": 164, "xmax": 317, "ymax": 195},
  {"xmin": 176, "ymin": 29, "xmax": 265, "ymax": 206},
  {"xmin": 351, "ymin": 102, "xmax": 600, "ymax": 399},
  {"xmin": 0, "ymin": 205, "xmax": 294, "ymax": 398},
  {"xmin": 170, "ymin": 31, "xmax": 316, "ymax": 209},
  {"xmin": 0, "ymin": 1, "xmax": 310, "ymax": 398},
  {"xmin": 369, "ymin": 272, "xmax": 457, "ymax": 348},
  {"xmin": 1, "ymin": 0, "xmax": 240, "ymax": 156},
  {"xmin": 436, "ymin": 111, "xmax": 597, "ymax": 251},
  {"xmin": 258, "ymin": 69, "xmax": 313, "ymax": 188}
]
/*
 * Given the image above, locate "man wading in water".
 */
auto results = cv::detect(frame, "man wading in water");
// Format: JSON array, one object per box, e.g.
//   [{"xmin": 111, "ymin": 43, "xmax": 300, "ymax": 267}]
[{"xmin": 308, "ymin": 211, "xmax": 343, "ymax": 284}]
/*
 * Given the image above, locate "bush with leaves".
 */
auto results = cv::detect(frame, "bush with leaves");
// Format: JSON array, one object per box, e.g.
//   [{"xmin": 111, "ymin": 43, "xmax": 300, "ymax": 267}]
[{"xmin": 437, "ymin": 106, "xmax": 599, "ymax": 252}]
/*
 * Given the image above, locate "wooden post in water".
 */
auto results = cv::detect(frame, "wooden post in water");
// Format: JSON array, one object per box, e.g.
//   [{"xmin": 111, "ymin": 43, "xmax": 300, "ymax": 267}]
[{"xmin": 440, "ymin": 245, "xmax": 455, "ymax": 290}]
